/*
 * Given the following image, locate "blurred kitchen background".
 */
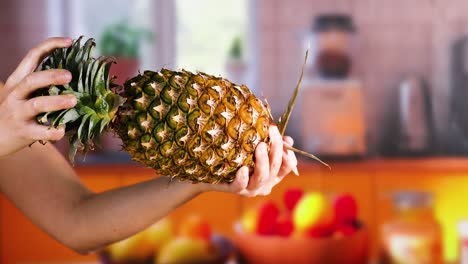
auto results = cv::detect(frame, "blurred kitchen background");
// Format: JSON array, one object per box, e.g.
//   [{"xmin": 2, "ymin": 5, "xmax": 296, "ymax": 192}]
[{"xmin": 2, "ymin": 0, "xmax": 468, "ymax": 263}]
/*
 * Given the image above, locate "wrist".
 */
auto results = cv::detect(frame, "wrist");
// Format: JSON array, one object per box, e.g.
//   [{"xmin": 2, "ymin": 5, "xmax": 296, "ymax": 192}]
[{"xmin": 164, "ymin": 176, "xmax": 207, "ymax": 195}]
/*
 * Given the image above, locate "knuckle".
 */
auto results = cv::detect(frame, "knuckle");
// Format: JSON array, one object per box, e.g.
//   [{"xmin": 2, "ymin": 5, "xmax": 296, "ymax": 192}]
[
  {"xmin": 5, "ymin": 76, "xmax": 14, "ymax": 86},
  {"xmin": 23, "ymin": 74, "xmax": 34, "ymax": 88},
  {"xmin": 29, "ymin": 98, "xmax": 40, "ymax": 112},
  {"xmin": 8, "ymin": 89, "xmax": 20, "ymax": 100},
  {"xmin": 271, "ymin": 163, "xmax": 280, "ymax": 173},
  {"xmin": 27, "ymin": 48, "xmax": 39, "ymax": 60}
]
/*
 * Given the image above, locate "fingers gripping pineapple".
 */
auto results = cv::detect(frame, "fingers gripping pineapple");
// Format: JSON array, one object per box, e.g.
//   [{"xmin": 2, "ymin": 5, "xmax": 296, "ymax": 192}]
[{"xmin": 33, "ymin": 36, "xmax": 326, "ymax": 184}]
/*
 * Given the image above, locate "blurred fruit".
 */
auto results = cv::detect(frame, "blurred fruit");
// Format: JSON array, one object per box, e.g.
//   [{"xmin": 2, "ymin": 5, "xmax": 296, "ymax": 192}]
[
  {"xmin": 334, "ymin": 224, "xmax": 357, "ymax": 237},
  {"xmin": 240, "ymin": 207, "xmax": 258, "ymax": 234},
  {"xmin": 256, "ymin": 201, "xmax": 280, "ymax": 235},
  {"xmin": 275, "ymin": 213, "xmax": 294, "ymax": 237},
  {"xmin": 107, "ymin": 232, "xmax": 153, "ymax": 263},
  {"xmin": 333, "ymin": 193, "xmax": 358, "ymax": 224},
  {"xmin": 156, "ymin": 237, "xmax": 218, "ymax": 264},
  {"xmin": 180, "ymin": 215, "xmax": 212, "ymax": 241},
  {"xmin": 306, "ymin": 224, "xmax": 336, "ymax": 238},
  {"xmin": 107, "ymin": 218, "xmax": 174, "ymax": 263},
  {"xmin": 211, "ymin": 234, "xmax": 236, "ymax": 259},
  {"xmin": 293, "ymin": 192, "xmax": 334, "ymax": 235},
  {"xmin": 145, "ymin": 218, "xmax": 175, "ymax": 254},
  {"xmin": 284, "ymin": 188, "xmax": 304, "ymax": 212}
]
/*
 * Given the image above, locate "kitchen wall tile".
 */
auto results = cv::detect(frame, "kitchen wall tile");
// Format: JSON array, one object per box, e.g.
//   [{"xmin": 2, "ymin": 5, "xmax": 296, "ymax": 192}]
[
  {"xmin": 255, "ymin": 0, "xmax": 461, "ymax": 153},
  {"xmin": 0, "ymin": 0, "xmax": 48, "ymax": 80},
  {"xmin": 434, "ymin": 0, "xmax": 468, "ymax": 24},
  {"xmin": 355, "ymin": 0, "xmax": 434, "ymax": 24},
  {"xmin": 257, "ymin": 0, "xmax": 279, "ymax": 30}
]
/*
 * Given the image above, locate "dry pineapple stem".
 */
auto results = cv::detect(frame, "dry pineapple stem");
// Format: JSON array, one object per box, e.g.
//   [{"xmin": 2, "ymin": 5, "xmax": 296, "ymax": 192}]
[
  {"xmin": 277, "ymin": 50, "xmax": 308, "ymax": 135},
  {"xmin": 284, "ymin": 145, "xmax": 331, "ymax": 170},
  {"xmin": 276, "ymin": 49, "xmax": 331, "ymax": 170}
]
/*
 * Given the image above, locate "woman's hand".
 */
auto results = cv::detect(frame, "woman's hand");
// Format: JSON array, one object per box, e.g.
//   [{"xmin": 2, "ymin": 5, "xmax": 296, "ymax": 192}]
[
  {"xmin": 0, "ymin": 37, "xmax": 77, "ymax": 158},
  {"xmin": 203, "ymin": 125, "xmax": 298, "ymax": 197}
]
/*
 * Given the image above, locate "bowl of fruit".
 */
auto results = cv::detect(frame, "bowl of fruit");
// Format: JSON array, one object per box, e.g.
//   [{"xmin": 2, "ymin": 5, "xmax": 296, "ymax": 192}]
[
  {"xmin": 99, "ymin": 215, "xmax": 234, "ymax": 264},
  {"xmin": 233, "ymin": 189, "xmax": 369, "ymax": 264}
]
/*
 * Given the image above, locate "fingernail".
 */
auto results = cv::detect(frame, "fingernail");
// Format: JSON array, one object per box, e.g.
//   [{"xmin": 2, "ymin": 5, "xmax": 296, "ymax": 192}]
[
  {"xmin": 260, "ymin": 145, "xmax": 267, "ymax": 155},
  {"xmin": 63, "ymin": 37, "xmax": 73, "ymax": 45},
  {"xmin": 67, "ymin": 95, "xmax": 77, "ymax": 105},
  {"xmin": 243, "ymin": 166, "xmax": 250, "ymax": 177},
  {"xmin": 292, "ymin": 166, "xmax": 299, "ymax": 176},
  {"xmin": 63, "ymin": 71, "xmax": 72, "ymax": 81},
  {"xmin": 262, "ymin": 143, "xmax": 270, "ymax": 155}
]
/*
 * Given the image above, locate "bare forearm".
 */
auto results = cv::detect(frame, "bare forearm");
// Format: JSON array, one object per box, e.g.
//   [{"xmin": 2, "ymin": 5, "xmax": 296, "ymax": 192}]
[
  {"xmin": 0, "ymin": 127, "xmax": 296, "ymax": 254},
  {"xmin": 0, "ymin": 144, "xmax": 202, "ymax": 254},
  {"xmin": 69, "ymin": 176, "xmax": 202, "ymax": 253}
]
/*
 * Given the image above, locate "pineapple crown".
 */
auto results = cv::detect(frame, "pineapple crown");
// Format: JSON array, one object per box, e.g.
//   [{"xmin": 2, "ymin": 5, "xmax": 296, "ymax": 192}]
[{"xmin": 35, "ymin": 36, "xmax": 124, "ymax": 163}]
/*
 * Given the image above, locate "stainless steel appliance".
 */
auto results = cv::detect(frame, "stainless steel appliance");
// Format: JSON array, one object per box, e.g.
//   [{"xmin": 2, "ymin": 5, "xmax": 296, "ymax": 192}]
[
  {"xmin": 398, "ymin": 76, "xmax": 431, "ymax": 154},
  {"xmin": 447, "ymin": 35, "xmax": 468, "ymax": 154}
]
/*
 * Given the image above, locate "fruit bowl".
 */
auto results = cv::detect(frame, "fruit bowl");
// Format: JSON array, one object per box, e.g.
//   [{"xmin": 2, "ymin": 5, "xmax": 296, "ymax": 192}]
[{"xmin": 232, "ymin": 226, "xmax": 369, "ymax": 264}]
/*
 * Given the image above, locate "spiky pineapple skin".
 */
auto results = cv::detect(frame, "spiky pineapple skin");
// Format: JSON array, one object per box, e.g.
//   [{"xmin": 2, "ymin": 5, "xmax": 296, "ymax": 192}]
[{"xmin": 112, "ymin": 69, "xmax": 272, "ymax": 184}]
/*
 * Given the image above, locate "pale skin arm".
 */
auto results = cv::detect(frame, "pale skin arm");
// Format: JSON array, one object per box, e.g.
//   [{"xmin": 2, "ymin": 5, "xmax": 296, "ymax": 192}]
[
  {"xmin": 0, "ymin": 129, "xmax": 296, "ymax": 255},
  {"xmin": 0, "ymin": 38, "xmax": 298, "ymax": 255}
]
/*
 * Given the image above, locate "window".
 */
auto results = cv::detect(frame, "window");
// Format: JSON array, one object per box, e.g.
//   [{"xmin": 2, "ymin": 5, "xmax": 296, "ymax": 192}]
[
  {"xmin": 47, "ymin": 0, "xmax": 254, "ymax": 86},
  {"xmin": 47, "ymin": 0, "xmax": 159, "ymax": 69},
  {"xmin": 46, "ymin": 0, "xmax": 255, "ymax": 163},
  {"xmin": 175, "ymin": 0, "xmax": 248, "ymax": 76}
]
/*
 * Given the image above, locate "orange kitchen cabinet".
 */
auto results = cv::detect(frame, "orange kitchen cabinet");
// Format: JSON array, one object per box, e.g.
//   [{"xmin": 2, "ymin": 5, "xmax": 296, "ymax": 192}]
[
  {"xmin": 0, "ymin": 169, "xmax": 121, "ymax": 264},
  {"xmin": 0, "ymin": 195, "xmax": 98, "ymax": 264},
  {"xmin": 3, "ymin": 159, "xmax": 468, "ymax": 264},
  {"xmin": 374, "ymin": 166, "xmax": 468, "ymax": 263}
]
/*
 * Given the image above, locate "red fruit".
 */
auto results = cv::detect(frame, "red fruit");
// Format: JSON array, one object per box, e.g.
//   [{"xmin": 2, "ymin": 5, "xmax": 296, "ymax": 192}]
[
  {"xmin": 334, "ymin": 224, "xmax": 357, "ymax": 237},
  {"xmin": 305, "ymin": 224, "xmax": 335, "ymax": 238},
  {"xmin": 333, "ymin": 193, "xmax": 358, "ymax": 224},
  {"xmin": 256, "ymin": 201, "xmax": 280, "ymax": 235},
  {"xmin": 284, "ymin": 188, "xmax": 305, "ymax": 212},
  {"xmin": 275, "ymin": 214, "xmax": 294, "ymax": 237}
]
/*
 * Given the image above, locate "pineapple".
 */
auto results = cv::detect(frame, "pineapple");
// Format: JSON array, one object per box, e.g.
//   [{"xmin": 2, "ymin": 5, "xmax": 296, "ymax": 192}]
[{"xmin": 34, "ymin": 36, "xmax": 326, "ymax": 184}]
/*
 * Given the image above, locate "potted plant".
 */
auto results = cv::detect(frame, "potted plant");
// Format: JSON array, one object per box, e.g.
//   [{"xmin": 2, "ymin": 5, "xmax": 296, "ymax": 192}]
[
  {"xmin": 99, "ymin": 19, "xmax": 154, "ymax": 86},
  {"xmin": 225, "ymin": 35, "xmax": 247, "ymax": 85},
  {"xmin": 98, "ymin": 20, "xmax": 154, "ymax": 153}
]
